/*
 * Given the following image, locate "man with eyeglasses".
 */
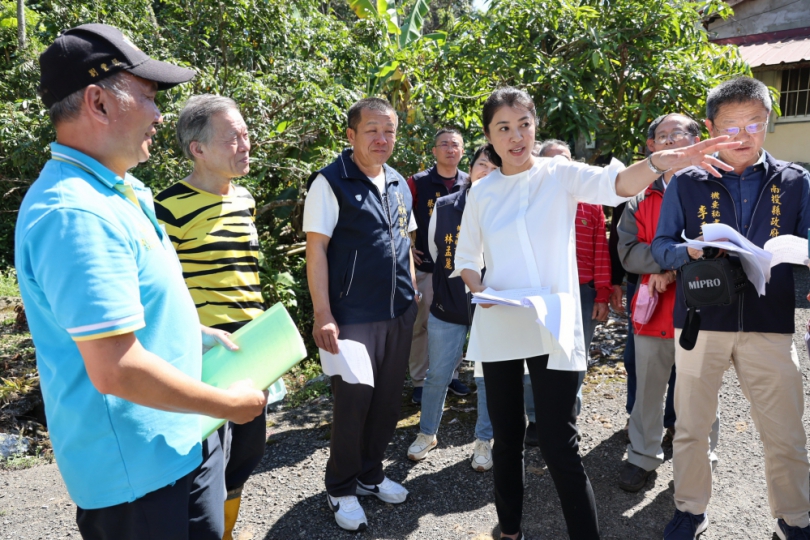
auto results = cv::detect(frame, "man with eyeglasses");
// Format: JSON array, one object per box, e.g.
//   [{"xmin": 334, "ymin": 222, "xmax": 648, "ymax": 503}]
[
  {"xmin": 616, "ymin": 113, "xmax": 720, "ymax": 493},
  {"xmin": 406, "ymin": 127, "xmax": 470, "ymax": 405},
  {"xmin": 652, "ymin": 77, "xmax": 810, "ymax": 539}
]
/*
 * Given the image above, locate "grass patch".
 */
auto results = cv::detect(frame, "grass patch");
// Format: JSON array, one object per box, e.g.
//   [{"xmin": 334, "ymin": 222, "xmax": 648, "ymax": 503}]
[
  {"xmin": 280, "ymin": 357, "xmax": 330, "ymax": 409},
  {"xmin": 284, "ymin": 380, "xmax": 329, "ymax": 409},
  {"xmin": 0, "ymin": 268, "xmax": 19, "ymax": 297},
  {"xmin": 0, "ymin": 451, "xmax": 52, "ymax": 471}
]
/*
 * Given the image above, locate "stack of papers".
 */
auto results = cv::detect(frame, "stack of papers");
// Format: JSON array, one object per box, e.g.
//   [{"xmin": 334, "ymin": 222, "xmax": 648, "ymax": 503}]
[
  {"xmin": 763, "ymin": 234, "xmax": 810, "ymax": 267},
  {"xmin": 472, "ymin": 287, "xmax": 550, "ymax": 306},
  {"xmin": 319, "ymin": 340, "xmax": 375, "ymax": 387},
  {"xmin": 682, "ymin": 223, "xmax": 772, "ymax": 296},
  {"xmin": 681, "ymin": 224, "xmax": 810, "ymax": 296},
  {"xmin": 472, "ymin": 287, "xmax": 575, "ymax": 358}
]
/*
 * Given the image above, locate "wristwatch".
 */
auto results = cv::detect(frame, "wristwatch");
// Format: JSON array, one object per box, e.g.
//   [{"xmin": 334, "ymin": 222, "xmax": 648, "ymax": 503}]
[
  {"xmin": 415, "ymin": 290, "xmax": 423, "ymax": 302},
  {"xmin": 647, "ymin": 155, "xmax": 671, "ymax": 175}
]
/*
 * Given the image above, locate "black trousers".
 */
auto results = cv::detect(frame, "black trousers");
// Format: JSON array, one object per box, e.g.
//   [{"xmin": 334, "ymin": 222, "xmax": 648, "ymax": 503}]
[
  {"xmin": 76, "ymin": 433, "xmax": 226, "ymax": 540},
  {"xmin": 325, "ymin": 302, "xmax": 417, "ymax": 496},
  {"xmin": 216, "ymin": 320, "xmax": 268, "ymax": 498},
  {"xmin": 482, "ymin": 355, "xmax": 599, "ymax": 539},
  {"xmin": 221, "ymin": 411, "xmax": 267, "ymax": 497}
]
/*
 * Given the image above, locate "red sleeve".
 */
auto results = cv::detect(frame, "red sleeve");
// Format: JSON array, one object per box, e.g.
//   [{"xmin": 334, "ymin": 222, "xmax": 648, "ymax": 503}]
[
  {"xmin": 593, "ymin": 205, "xmax": 612, "ymax": 303},
  {"xmin": 407, "ymin": 177, "xmax": 418, "ymax": 208}
]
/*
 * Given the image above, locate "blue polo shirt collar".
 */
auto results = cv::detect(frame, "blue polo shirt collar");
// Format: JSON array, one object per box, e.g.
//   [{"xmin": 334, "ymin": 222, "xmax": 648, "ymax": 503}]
[
  {"xmin": 49, "ymin": 142, "xmax": 144, "ymax": 190},
  {"xmin": 49, "ymin": 143, "xmax": 162, "ymax": 238}
]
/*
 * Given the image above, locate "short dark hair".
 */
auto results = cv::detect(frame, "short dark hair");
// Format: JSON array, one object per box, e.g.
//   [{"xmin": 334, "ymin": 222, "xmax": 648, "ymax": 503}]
[
  {"xmin": 535, "ymin": 139, "xmax": 570, "ymax": 157},
  {"xmin": 347, "ymin": 97, "xmax": 396, "ymax": 131},
  {"xmin": 647, "ymin": 113, "xmax": 701, "ymax": 140},
  {"xmin": 434, "ymin": 127, "xmax": 462, "ymax": 145},
  {"xmin": 482, "ymin": 87, "xmax": 536, "ymax": 167},
  {"xmin": 706, "ymin": 77, "xmax": 772, "ymax": 122}
]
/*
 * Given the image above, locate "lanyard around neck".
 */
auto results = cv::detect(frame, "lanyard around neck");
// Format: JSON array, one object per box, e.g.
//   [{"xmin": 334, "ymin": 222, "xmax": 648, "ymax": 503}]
[{"xmin": 51, "ymin": 156, "xmax": 164, "ymax": 239}]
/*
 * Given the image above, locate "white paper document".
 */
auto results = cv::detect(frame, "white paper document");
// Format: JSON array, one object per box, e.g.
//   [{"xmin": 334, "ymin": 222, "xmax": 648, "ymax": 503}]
[
  {"xmin": 472, "ymin": 287, "xmax": 551, "ymax": 306},
  {"xmin": 471, "ymin": 288, "xmax": 575, "ymax": 357},
  {"xmin": 681, "ymin": 223, "xmax": 773, "ymax": 296},
  {"xmin": 319, "ymin": 340, "xmax": 374, "ymax": 387},
  {"xmin": 763, "ymin": 234, "xmax": 810, "ymax": 267}
]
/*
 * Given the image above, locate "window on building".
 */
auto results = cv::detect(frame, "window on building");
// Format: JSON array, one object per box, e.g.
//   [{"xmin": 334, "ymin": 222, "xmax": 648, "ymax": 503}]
[{"xmin": 780, "ymin": 67, "xmax": 810, "ymax": 118}]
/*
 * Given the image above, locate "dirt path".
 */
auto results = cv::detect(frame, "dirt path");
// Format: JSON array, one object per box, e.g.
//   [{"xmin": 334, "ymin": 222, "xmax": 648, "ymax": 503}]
[{"xmin": 4, "ymin": 286, "xmax": 810, "ymax": 539}]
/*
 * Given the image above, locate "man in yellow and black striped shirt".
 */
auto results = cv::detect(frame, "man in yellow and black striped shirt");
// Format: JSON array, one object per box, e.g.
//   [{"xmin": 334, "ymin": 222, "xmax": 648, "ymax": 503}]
[
  {"xmin": 155, "ymin": 95, "xmax": 280, "ymax": 540},
  {"xmin": 155, "ymin": 178, "xmax": 263, "ymax": 332}
]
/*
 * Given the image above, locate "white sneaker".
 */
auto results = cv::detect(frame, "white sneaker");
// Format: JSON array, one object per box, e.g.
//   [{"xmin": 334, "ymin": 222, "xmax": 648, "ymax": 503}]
[
  {"xmin": 356, "ymin": 476, "xmax": 409, "ymax": 504},
  {"xmin": 407, "ymin": 433, "xmax": 437, "ymax": 461},
  {"xmin": 471, "ymin": 439, "xmax": 493, "ymax": 472},
  {"xmin": 327, "ymin": 494, "xmax": 367, "ymax": 531}
]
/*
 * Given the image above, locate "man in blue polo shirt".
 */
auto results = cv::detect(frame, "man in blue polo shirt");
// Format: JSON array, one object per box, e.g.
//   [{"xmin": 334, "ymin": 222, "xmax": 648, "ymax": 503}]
[{"xmin": 16, "ymin": 24, "xmax": 267, "ymax": 539}]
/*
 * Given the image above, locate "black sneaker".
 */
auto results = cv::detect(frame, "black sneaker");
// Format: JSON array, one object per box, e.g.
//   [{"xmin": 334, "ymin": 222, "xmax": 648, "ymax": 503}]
[
  {"xmin": 411, "ymin": 387, "xmax": 423, "ymax": 404},
  {"xmin": 663, "ymin": 509, "xmax": 708, "ymax": 539},
  {"xmin": 524, "ymin": 422, "xmax": 539, "ymax": 447},
  {"xmin": 447, "ymin": 379, "xmax": 470, "ymax": 396},
  {"xmin": 617, "ymin": 462, "xmax": 653, "ymax": 492},
  {"xmin": 775, "ymin": 518, "xmax": 810, "ymax": 540}
]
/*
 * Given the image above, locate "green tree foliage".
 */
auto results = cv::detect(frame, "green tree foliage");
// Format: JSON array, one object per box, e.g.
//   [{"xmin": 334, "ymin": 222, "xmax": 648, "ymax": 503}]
[
  {"xmin": 0, "ymin": 0, "xmax": 752, "ymax": 350},
  {"xmin": 427, "ymin": 0, "xmax": 750, "ymax": 163}
]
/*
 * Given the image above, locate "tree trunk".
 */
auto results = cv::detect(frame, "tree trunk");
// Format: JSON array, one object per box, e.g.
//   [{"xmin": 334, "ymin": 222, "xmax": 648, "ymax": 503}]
[{"xmin": 16, "ymin": 0, "xmax": 26, "ymax": 51}]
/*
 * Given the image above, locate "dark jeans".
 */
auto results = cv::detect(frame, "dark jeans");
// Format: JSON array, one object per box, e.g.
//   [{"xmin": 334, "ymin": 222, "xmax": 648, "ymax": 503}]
[
  {"xmin": 624, "ymin": 282, "xmax": 677, "ymax": 429},
  {"xmin": 76, "ymin": 433, "xmax": 225, "ymax": 540},
  {"xmin": 325, "ymin": 302, "xmax": 418, "ymax": 496},
  {"xmin": 221, "ymin": 411, "xmax": 267, "ymax": 497},
  {"xmin": 482, "ymin": 355, "xmax": 599, "ymax": 539}
]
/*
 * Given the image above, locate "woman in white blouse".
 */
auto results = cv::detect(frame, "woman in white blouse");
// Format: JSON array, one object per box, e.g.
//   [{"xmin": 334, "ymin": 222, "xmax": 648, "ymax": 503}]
[{"xmin": 452, "ymin": 87, "xmax": 739, "ymax": 540}]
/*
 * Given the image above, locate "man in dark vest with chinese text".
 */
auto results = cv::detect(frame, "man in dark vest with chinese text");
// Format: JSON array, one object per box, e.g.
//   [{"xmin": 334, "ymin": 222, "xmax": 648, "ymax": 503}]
[
  {"xmin": 652, "ymin": 77, "xmax": 810, "ymax": 540},
  {"xmin": 407, "ymin": 128, "xmax": 470, "ymax": 404},
  {"xmin": 304, "ymin": 97, "xmax": 418, "ymax": 533}
]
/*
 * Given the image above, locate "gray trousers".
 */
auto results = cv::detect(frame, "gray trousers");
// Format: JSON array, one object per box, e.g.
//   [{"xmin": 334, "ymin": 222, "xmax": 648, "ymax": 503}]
[
  {"xmin": 628, "ymin": 335, "xmax": 720, "ymax": 471},
  {"xmin": 325, "ymin": 302, "xmax": 418, "ymax": 496}
]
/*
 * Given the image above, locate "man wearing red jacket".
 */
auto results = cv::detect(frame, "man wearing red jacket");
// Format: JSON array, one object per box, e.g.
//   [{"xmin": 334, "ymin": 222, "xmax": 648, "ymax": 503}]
[{"xmin": 616, "ymin": 113, "xmax": 719, "ymax": 492}]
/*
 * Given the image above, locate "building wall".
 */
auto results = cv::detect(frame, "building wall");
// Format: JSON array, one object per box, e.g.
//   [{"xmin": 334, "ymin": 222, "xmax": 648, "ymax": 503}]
[
  {"xmin": 756, "ymin": 70, "xmax": 810, "ymax": 165},
  {"xmin": 708, "ymin": 0, "xmax": 810, "ymax": 39},
  {"xmin": 763, "ymin": 121, "xmax": 810, "ymax": 164}
]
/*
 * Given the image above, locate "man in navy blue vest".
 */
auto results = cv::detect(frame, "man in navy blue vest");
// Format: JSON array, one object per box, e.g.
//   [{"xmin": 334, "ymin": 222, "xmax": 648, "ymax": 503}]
[
  {"xmin": 407, "ymin": 128, "xmax": 470, "ymax": 403},
  {"xmin": 303, "ymin": 97, "xmax": 418, "ymax": 532},
  {"xmin": 652, "ymin": 77, "xmax": 810, "ymax": 540}
]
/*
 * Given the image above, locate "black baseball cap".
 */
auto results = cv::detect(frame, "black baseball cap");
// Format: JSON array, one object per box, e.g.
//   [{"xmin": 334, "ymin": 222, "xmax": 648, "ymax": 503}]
[{"xmin": 38, "ymin": 23, "xmax": 195, "ymax": 108}]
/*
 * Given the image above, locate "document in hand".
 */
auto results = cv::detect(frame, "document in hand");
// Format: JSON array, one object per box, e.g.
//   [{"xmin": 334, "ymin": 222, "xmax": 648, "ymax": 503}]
[
  {"xmin": 763, "ymin": 234, "xmax": 810, "ymax": 267},
  {"xmin": 681, "ymin": 223, "xmax": 773, "ymax": 296},
  {"xmin": 200, "ymin": 303, "xmax": 308, "ymax": 439},
  {"xmin": 318, "ymin": 340, "xmax": 375, "ymax": 387},
  {"xmin": 472, "ymin": 288, "xmax": 576, "ymax": 358}
]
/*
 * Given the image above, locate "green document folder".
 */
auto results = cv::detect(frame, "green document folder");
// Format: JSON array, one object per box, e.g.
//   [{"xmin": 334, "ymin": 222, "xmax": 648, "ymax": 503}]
[{"xmin": 200, "ymin": 303, "xmax": 307, "ymax": 439}]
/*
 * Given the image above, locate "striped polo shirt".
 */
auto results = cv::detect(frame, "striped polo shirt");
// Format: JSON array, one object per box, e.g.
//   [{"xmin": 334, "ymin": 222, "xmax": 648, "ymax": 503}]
[{"xmin": 154, "ymin": 181, "xmax": 265, "ymax": 330}]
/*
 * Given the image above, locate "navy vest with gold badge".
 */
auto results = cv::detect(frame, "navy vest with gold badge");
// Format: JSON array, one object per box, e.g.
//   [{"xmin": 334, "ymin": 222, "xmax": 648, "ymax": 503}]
[
  {"xmin": 672, "ymin": 153, "xmax": 808, "ymax": 334},
  {"xmin": 307, "ymin": 149, "xmax": 414, "ymax": 326},
  {"xmin": 411, "ymin": 166, "xmax": 468, "ymax": 273},
  {"xmin": 430, "ymin": 188, "xmax": 475, "ymax": 326}
]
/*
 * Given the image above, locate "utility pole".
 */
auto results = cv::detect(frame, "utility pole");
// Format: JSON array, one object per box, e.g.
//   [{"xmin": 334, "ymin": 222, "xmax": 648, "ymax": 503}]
[{"xmin": 17, "ymin": 0, "xmax": 26, "ymax": 51}]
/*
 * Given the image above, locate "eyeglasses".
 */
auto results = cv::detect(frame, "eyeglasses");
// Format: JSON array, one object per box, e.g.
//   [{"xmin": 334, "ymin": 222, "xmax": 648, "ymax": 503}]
[
  {"xmin": 436, "ymin": 142, "xmax": 462, "ymax": 149},
  {"xmin": 714, "ymin": 122, "xmax": 768, "ymax": 136},
  {"xmin": 654, "ymin": 131, "xmax": 692, "ymax": 145}
]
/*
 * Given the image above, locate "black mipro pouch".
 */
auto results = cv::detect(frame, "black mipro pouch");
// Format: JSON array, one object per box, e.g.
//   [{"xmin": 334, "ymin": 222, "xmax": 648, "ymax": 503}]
[{"xmin": 678, "ymin": 250, "xmax": 748, "ymax": 350}]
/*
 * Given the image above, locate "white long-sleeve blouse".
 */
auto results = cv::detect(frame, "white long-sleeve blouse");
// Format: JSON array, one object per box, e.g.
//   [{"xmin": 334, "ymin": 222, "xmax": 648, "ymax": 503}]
[{"xmin": 451, "ymin": 156, "xmax": 628, "ymax": 371}]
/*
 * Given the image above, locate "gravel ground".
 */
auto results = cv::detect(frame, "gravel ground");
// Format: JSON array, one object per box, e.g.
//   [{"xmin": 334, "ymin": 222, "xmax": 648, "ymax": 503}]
[{"xmin": 4, "ymin": 269, "xmax": 810, "ymax": 540}]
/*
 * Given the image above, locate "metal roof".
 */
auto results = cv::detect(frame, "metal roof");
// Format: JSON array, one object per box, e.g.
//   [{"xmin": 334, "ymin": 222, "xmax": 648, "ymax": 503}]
[{"xmin": 737, "ymin": 35, "xmax": 810, "ymax": 68}]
